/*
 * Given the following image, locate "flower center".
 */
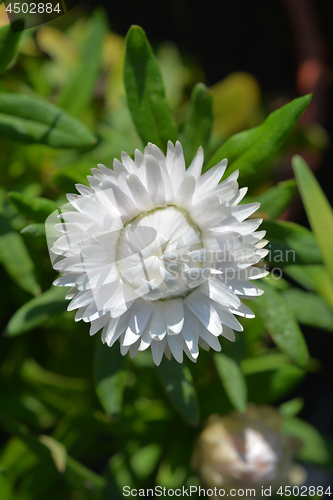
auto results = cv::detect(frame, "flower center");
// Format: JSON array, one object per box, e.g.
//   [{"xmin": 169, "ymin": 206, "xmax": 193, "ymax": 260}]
[{"xmin": 116, "ymin": 206, "xmax": 207, "ymax": 301}]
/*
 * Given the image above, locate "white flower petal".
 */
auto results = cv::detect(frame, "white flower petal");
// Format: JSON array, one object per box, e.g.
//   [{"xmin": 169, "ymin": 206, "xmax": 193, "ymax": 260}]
[
  {"xmin": 151, "ymin": 337, "xmax": 167, "ymax": 365},
  {"xmin": 167, "ymin": 334, "xmax": 184, "ymax": 363},
  {"xmin": 185, "ymin": 292, "xmax": 222, "ymax": 336},
  {"xmin": 187, "ymin": 146, "xmax": 204, "ymax": 179},
  {"xmin": 165, "ymin": 299, "xmax": 184, "ymax": 334}
]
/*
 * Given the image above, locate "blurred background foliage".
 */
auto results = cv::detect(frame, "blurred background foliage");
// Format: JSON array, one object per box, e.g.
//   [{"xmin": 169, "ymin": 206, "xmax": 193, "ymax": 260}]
[{"xmin": 1, "ymin": 2, "xmax": 333, "ymax": 499}]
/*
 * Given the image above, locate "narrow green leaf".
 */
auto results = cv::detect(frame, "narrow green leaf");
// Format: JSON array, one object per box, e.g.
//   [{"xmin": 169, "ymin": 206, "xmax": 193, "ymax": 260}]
[
  {"xmin": 214, "ymin": 353, "xmax": 247, "ymax": 412},
  {"xmin": 57, "ymin": 9, "xmax": 107, "ymax": 116},
  {"xmin": 279, "ymin": 398, "xmax": 304, "ymax": 418},
  {"xmin": 282, "ymin": 417, "xmax": 333, "ymax": 466},
  {"xmin": 7, "ymin": 192, "xmax": 59, "ymax": 223},
  {"xmin": 21, "ymin": 358, "xmax": 88, "ymax": 391},
  {"xmin": 156, "ymin": 358, "xmax": 199, "ymax": 426},
  {"xmin": 292, "ymin": 155, "xmax": 333, "ymax": 283},
  {"xmin": 205, "ymin": 126, "xmax": 260, "ymax": 172},
  {"xmin": 5, "ymin": 286, "xmax": 67, "ymax": 336},
  {"xmin": 0, "ymin": 93, "xmax": 97, "ymax": 149},
  {"xmin": 241, "ymin": 353, "xmax": 290, "ymax": 374},
  {"xmin": 252, "ymin": 281, "xmax": 309, "ymax": 368},
  {"xmin": 205, "ymin": 94, "xmax": 312, "ymax": 179},
  {"xmin": 281, "ymin": 288, "xmax": 333, "ymax": 332},
  {"xmin": 181, "ymin": 83, "xmax": 213, "ymax": 163},
  {"xmin": 94, "ymin": 341, "xmax": 126, "ymax": 418},
  {"xmin": 0, "ymin": 20, "xmax": 24, "ymax": 74},
  {"xmin": 0, "ymin": 215, "xmax": 40, "ymax": 296},
  {"xmin": 39, "ymin": 436, "xmax": 67, "ymax": 473},
  {"xmin": 124, "ymin": 25, "xmax": 177, "ymax": 152},
  {"xmin": 245, "ymin": 180, "xmax": 297, "ymax": 219},
  {"xmin": 284, "ymin": 265, "xmax": 333, "ymax": 309},
  {"xmin": 21, "ymin": 223, "xmax": 46, "ymax": 238},
  {"xmin": 263, "ymin": 220, "xmax": 322, "ymax": 266}
]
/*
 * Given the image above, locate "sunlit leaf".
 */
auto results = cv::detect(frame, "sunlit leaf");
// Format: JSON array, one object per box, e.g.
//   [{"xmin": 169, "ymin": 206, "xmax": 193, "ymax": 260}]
[
  {"xmin": 57, "ymin": 9, "xmax": 108, "ymax": 116},
  {"xmin": 124, "ymin": 25, "xmax": 177, "ymax": 152},
  {"xmin": 292, "ymin": 155, "xmax": 333, "ymax": 283},
  {"xmin": 281, "ymin": 288, "xmax": 333, "ymax": 332},
  {"xmin": 214, "ymin": 353, "xmax": 247, "ymax": 412},
  {"xmin": 39, "ymin": 436, "xmax": 67, "ymax": 473},
  {"xmin": 0, "ymin": 19, "xmax": 24, "ymax": 74},
  {"xmin": 245, "ymin": 180, "xmax": 297, "ymax": 219},
  {"xmin": 263, "ymin": 220, "xmax": 322, "ymax": 266},
  {"xmin": 0, "ymin": 93, "xmax": 97, "ymax": 149},
  {"xmin": 7, "ymin": 192, "xmax": 59, "ymax": 223},
  {"xmin": 5, "ymin": 286, "xmax": 67, "ymax": 336},
  {"xmin": 251, "ymin": 282, "xmax": 309, "ymax": 368},
  {"xmin": 156, "ymin": 358, "xmax": 199, "ymax": 427},
  {"xmin": 129, "ymin": 444, "xmax": 162, "ymax": 480},
  {"xmin": 279, "ymin": 398, "xmax": 304, "ymax": 418},
  {"xmin": 0, "ymin": 215, "xmax": 40, "ymax": 296},
  {"xmin": 205, "ymin": 94, "xmax": 312, "ymax": 179},
  {"xmin": 94, "ymin": 341, "xmax": 126, "ymax": 418},
  {"xmin": 181, "ymin": 83, "xmax": 213, "ymax": 163},
  {"xmin": 211, "ymin": 72, "xmax": 261, "ymax": 137}
]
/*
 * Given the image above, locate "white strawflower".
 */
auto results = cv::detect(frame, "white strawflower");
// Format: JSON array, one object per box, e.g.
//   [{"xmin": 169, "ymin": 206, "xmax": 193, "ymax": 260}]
[
  {"xmin": 50, "ymin": 141, "xmax": 268, "ymax": 365},
  {"xmin": 192, "ymin": 407, "xmax": 305, "ymax": 494}
]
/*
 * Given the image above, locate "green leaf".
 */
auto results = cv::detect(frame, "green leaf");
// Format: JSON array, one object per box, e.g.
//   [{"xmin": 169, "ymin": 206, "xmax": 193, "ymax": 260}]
[
  {"xmin": 57, "ymin": 9, "xmax": 108, "ymax": 116},
  {"xmin": 0, "ymin": 93, "xmax": 97, "ymax": 149},
  {"xmin": 205, "ymin": 94, "xmax": 312, "ymax": 179},
  {"xmin": 130, "ymin": 444, "xmax": 162, "ymax": 480},
  {"xmin": 263, "ymin": 220, "xmax": 322, "ymax": 266},
  {"xmin": 292, "ymin": 155, "xmax": 333, "ymax": 283},
  {"xmin": 156, "ymin": 358, "xmax": 199, "ymax": 426},
  {"xmin": 0, "ymin": 19, "xmax": 24, "ymax": 74},
  {"xmin": 214, "ymin": 353, "xmax": 247, "ymax": 412},
  {"xmin": 282, "ymin": 417, "xmax": 333, "ymax": 466},
  {"xmin": 211, "ymin": 72, "xmax": 261, "ymax": 138},
  {"xmin": 284, "ymin": 265, "xmax": 333, "ymax": 309},
  {"xmin": 252, "ymin": 281, "xmax": 309, "ymax": 368},
  {"xmin": 39, "ymin": 436, "xmax": 67, "ymax": 473},
  {"xmin": 94, "ymin": 341, "xmax": 126, "ymax": 418},
  {"xmin": 181, "ymin": 83, "xmax": 213, "ymax": 163},
  {"xmin": 241, "ymin": 353, "xmax": 290, "ymax": 374},
  {"xmin": 245, "ymin": 180, "xmax": 297, "ymax": 219},
  {"xmin": 0, "ymin": 215, "xmax": 40, "ymax": 296},
  {"xmin": 7, "ymin": 192, "xmax": 59, "ymax": 223},
  {"xmin": 21, "ymin": 223, "xmax": 46, "ymax": 238},
  {"xmin": 281, "ymin": 288, "xmax": 333, "ymax": 332},
  {"xmin": 21, "ymin": 358, "xmax": 88, "ymax": 392},
  {"xmin": 279, "ymin": 398, "xmax": 304, "ymax": 418},
  {"xmin": 242, "ymin": 354, "xmax": 306, "ymax": 404},
  {"xmin": 5, "ymin": 286, "xmax": 67, "ymax": 336},
  {"xmin": 0, "ymin": 410, "xmax": 107, "ymax": 495},
  {"xmin": 0, "ymin": 473, "xmax": 12, "ymax": 500},
  {"xmin": 124, "ymin": 25, "xmax": 177, "ymax": 152}
]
